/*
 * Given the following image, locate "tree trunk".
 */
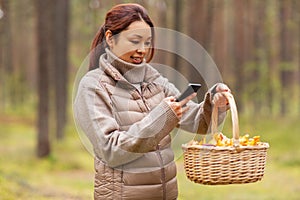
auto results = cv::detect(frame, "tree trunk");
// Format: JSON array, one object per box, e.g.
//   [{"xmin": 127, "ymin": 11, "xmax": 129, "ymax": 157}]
[
  {"xmin": 279, "ymin": 0, "xmax": 293, "ymax": 116},
  {"xmin": 54, "ymin": 0, "xmax": 70, "ymax": 139},
  {"xmin": 232, "ymin": 0, "xmax": 246, "ymax": 112},
  {"xmin": 173, "ymin": 0, "xmax": 182, "ymax": 72},
  {"xmin": 242, "ymin": 0, "xmax": 255, "ymax": 114},
  {"xmin": 149, "ymin": 0, "xmax": 168, "ymax": 76},
  {"xmin": 267, "ymin": 0, "xmax": 280, "ymax": 116},
  {"xmin": 297, "ymin": 0, "xmax": 300, "ymax": 116},
  {"xmin": 211, "ymin": 0, "xmax": 225, "ymax": 75},
  {"xmin": 0, "ymin": 0, "xmax": 13, "ymax": 110},
  {"xmin": 0, "ymin": 0, "xmax": 13, "ymax": 74},
  {"xmin": 291, "ymin": 0, "xmax": 300, "ymax": 116},
  {"xmin": 253, "ymin": 1, "xmax": 266, "ymax": 114},
  {"xmin": 186, "ymin": 0, "xmax": 213, "ymax": 94},
  {"xmin": 172, "ymin": 0, "xmax": 191, "ymax": 86},
  {"xmin": 36, "ymin": 0, "xmax": 54, "ymax": 157}
]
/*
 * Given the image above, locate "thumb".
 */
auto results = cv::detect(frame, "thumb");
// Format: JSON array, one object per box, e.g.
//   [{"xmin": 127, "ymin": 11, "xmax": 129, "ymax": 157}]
[{"xmin": 204, "ymin": 92, "xmax": 211, "ymax": 105}]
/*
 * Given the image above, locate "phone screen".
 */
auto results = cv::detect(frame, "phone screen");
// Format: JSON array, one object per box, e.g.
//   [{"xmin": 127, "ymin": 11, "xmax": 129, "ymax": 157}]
[{"xmin": 176, "ymin": 83, "xmax": 201, "ymax": 102}]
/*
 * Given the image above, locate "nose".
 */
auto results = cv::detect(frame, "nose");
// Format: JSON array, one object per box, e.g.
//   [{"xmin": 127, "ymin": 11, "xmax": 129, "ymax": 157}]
[{"xmin": 137, "ymin": 44, "xmax": 146, "ymax": 54}]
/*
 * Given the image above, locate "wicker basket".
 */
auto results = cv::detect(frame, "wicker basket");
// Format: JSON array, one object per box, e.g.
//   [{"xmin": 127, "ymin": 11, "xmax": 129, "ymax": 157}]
[{"xmin": 182, "ymin": 93, "xmax": 269, "ymax": 185}]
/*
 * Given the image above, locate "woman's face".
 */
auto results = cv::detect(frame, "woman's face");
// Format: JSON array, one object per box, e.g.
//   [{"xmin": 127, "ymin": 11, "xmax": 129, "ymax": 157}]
[{"xmin": 107, "ymin": 20, "xmax": 152, "ymax": 64}]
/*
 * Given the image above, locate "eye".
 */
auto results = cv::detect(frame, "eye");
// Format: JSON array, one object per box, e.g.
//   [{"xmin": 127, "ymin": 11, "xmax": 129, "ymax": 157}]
[
  {"xmin": 130, "ymin": 40, "xmax": 139, "ymax": 45},
  {"xmin": 145, "ymin": 41, "xmax": 151, "ymax": 47}
]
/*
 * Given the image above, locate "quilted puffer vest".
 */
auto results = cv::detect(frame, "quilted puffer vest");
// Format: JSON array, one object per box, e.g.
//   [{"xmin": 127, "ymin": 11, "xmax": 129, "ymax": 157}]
[{"xmin": 92, "ymin": 52, "xmax": 179, "ymax": 200}]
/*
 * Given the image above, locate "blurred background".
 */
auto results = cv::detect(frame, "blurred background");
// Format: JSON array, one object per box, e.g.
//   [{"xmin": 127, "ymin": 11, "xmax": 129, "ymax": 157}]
[{"xmin": 0, "ymin": 0, "xmax": 299, "ymax": 199}]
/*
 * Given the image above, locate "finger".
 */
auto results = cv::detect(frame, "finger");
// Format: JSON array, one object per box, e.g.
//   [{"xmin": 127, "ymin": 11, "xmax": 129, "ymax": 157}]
[
  {"xmin": 164, "ymin": 96, "xmax": 176, "ymax": 103},
  {"xmin": 220, "ymin": 94, "xmax": 228, "ymax": 106},
  {"xmin": 179, "ymin": 92, "xmax": 197, "ymax": 106},
  {"xmin": 217, "ymin": 93, "xmax": 228, "ymax": 105},
  {"xmin": 181, "ymin": 105, "xmax": 190, "ymax": 114},
  {"xmin": 175, "ymin": 102, "xmax": 181, "ymax": 109},
  {"xmin": 216, "ymin": 83, "xmax": 231, "ymax": 93},
  {"xmin": 169, "ymin": 102, "xmax": 181, "ymax": 113},
  {"xmin": 169, "ymin": 96, "xmax": 176, "ymax": 102},
  {"xmin": 212, "ymin": 93, "xmax": 227, "ymax": 106},
  {"xmin": 172, "ymin": 103, "xmax": 182, "ymax": 119},
  {"xmin": 177, "ymin": 112, "xmax": 182, "ymax": 119}
]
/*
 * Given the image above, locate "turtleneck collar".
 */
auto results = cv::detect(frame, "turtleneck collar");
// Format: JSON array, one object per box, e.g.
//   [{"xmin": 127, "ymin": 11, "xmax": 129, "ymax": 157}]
[{"xmin": 103, "ymin": 48, "xmax": 146, "ymax": 84}]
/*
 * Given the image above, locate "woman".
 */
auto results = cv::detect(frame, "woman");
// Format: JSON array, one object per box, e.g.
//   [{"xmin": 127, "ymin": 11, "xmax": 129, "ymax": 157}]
[{"xmin": 74, "ymin": 3, "xmax": 230, "ymax": 200}]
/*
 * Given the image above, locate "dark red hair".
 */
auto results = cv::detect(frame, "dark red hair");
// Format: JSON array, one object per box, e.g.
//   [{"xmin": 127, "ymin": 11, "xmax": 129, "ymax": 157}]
[{"xmin": 89, "ymin": 3, "xmax": 155, "ymax": 71}]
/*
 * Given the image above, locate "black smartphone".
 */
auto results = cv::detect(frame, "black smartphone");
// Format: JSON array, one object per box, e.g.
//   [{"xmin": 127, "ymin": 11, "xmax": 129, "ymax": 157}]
[{"xmin": 176, "ymin": 83, "xmax": 202, "ymax": 102}]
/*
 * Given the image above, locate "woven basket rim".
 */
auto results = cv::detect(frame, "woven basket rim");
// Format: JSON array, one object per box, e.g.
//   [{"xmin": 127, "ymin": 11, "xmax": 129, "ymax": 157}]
[{"xmin": 182, "ymin": 142, "xmax": 269, "ymax": 151}]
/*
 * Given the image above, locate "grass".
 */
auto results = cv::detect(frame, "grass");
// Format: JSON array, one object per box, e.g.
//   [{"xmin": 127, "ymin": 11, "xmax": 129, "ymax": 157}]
[
  {"xmin": 0, "ymin": 116, "xmax": 94, "ymax": 200},
  {"xmin": 1, "ymin": 114, "xmax": 300, "ymax": 199}
]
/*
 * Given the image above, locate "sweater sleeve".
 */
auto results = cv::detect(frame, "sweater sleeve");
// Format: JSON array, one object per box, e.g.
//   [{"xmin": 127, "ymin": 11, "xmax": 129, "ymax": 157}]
[
  {"xmin": 179, "ymin": 89, "xmax": 228, "ymax": 134},
  {"xmin": 73, "ymin": 73, "xmax": 179, "ymax": 168},
  {"xmin": 153, "ymin": 76, "xmax": 227, "ymax": 135}
]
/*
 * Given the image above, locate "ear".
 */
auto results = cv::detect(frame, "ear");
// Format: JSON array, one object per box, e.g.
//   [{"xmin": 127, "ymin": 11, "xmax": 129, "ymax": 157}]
[{"xmin": 105, "ymin": 30, "xmax": 113, "ymax": 48}]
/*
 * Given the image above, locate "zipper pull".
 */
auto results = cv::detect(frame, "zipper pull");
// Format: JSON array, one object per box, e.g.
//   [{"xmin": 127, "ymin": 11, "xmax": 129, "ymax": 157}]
[
  {"xmin": 145, "ymin": 102, "xmax": 151, "ymax": 111},
  {"xmin": 156, "ymin": 144, "xmax": 161, "ymax": 150}
]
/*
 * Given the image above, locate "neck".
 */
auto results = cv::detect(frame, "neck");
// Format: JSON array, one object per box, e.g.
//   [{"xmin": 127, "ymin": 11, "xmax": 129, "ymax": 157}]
[{"xmin": 105, "ymin": 48, "xmax": 146, "ymax": 84}]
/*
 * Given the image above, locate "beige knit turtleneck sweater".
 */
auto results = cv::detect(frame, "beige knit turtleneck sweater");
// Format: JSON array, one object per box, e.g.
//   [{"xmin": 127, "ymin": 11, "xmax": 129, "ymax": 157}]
[{"xmin": 104, "ymin": 48, "xmax": 146, "ymax": 92}]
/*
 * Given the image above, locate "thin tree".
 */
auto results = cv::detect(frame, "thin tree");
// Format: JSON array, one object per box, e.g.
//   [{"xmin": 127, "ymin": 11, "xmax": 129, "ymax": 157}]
[
  {"xmin": 297, "ymin": 0, "xmax": 300, "ymax": 116},
  {"xmin": 0, "ymin": 0, "xmax": 13, "ymax": 110},
  {"xmin": 54, "ymin": 0, "xmax": 70, "ymax": 139},
  {"xmin": 211, "ymin": 0, "xmax": 226, "ymax": 76},
  {"xmin": 173, "ymin": 0, "xmax": 182, "ymax": 72},
  {"xmin": 36, "ymin": 0, "xmax": 54, "ymax": 157},
  {"xmin": 279, "ymin": 0, "xmax": 293, "ymax": 116},
  {"xmin": 266, "ymin": 0, "xmax": 280, "ymax": 116},
  {"xmin": 232, "ymin": 0, "xmax": 246, "ymax": 112},
  {"xmin": 186, "ymin": 0, "xmax": 212, "ymax": 93}
]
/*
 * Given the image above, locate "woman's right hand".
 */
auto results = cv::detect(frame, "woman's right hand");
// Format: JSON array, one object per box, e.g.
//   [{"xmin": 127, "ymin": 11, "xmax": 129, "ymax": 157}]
[
  {"xmin": 164, "ymin": 93, "xmax": 197, "ymax": 119},
  {"xmin": 210, "ymin": 83, "xmax": 231, "ymax": 112}
]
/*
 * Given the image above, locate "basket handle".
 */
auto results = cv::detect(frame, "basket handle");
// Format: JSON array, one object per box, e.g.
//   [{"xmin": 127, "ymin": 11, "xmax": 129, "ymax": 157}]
[{"xmin": 211, "ymin": 92, "xmax": 240, "ymax": 146}]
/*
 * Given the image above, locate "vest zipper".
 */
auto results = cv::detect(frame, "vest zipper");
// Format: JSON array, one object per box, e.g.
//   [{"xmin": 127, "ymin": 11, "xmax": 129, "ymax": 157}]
[
  {"xmin": 141, "ymin": 85, "xmax": 165, "ymax": 198},
  {"xmin": 156, "ymin": 145, "xmax": 166, "ymax": 200},
  {"xmin": 143, "ymin": 99, "xmax": 151, "ymax": 111}
]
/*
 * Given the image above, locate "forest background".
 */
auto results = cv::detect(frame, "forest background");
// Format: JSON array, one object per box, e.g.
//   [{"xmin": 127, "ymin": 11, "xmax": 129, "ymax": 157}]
[{"xmin": 0, "ymin": 0, "xmax": 300, "ymax": 199}]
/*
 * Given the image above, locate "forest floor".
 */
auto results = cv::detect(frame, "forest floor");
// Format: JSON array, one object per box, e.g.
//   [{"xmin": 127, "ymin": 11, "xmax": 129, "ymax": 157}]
[
  {"xmin": 0, "ymin": 115, "xmax": 93, "ymax": 200},
  {"xmin": 1, "ymin": 114, "xmax": 300, "ymax": 199}
]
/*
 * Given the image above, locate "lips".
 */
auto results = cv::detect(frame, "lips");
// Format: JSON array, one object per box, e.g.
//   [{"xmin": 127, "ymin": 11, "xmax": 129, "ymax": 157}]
[{"xmin": 131, "ymin": 56, "xmax": 143, "ymax": 64}]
